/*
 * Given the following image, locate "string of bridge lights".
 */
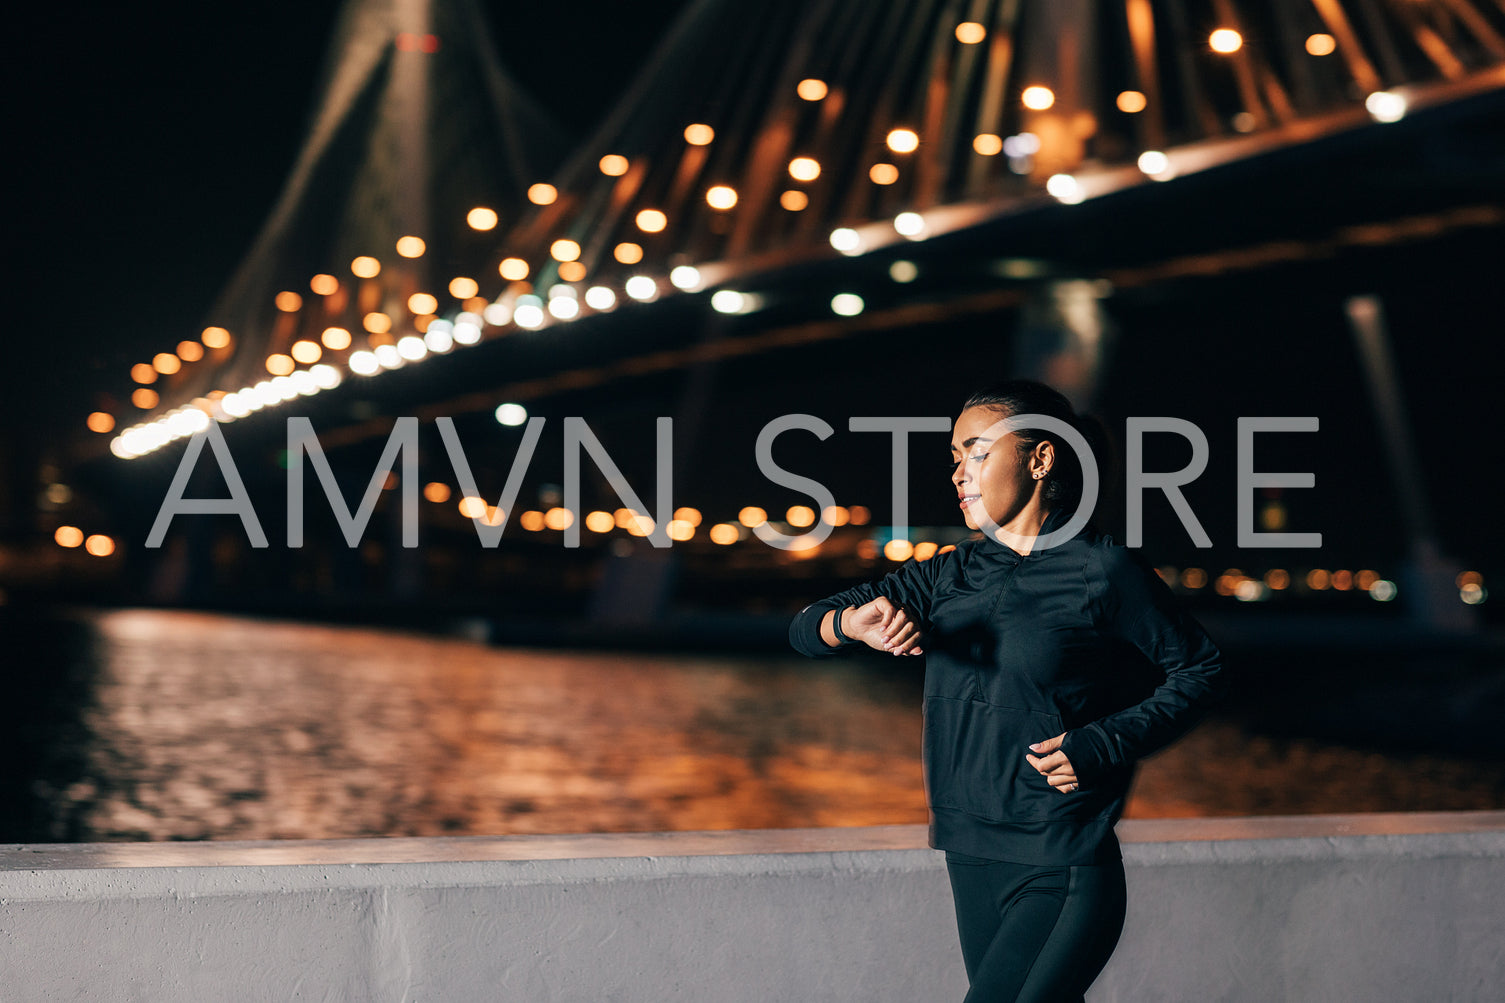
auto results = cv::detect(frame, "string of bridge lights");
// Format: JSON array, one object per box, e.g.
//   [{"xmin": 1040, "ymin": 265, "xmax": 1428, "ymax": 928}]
[{"xmin": 99, "ymin": 20, "xmax": 1421, "ymax": 462}]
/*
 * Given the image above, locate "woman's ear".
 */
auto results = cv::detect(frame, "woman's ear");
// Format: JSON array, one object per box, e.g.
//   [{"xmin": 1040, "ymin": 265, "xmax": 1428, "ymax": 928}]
[{"xmin": 1034, "ymin": 440, "xmax": 1055, "ymax": 475}]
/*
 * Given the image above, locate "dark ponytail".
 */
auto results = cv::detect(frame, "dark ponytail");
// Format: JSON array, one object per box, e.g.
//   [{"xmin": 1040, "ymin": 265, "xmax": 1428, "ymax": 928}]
[{"xmin": 962, "ymin": 379, "xmax": 1113, "ymax": 515}]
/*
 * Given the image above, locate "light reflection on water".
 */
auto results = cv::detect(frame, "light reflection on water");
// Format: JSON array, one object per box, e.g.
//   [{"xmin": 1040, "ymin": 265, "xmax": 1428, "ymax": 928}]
[{"xmin": 13, "ymin": 609, "xmax": 1505, "ymax": 842}]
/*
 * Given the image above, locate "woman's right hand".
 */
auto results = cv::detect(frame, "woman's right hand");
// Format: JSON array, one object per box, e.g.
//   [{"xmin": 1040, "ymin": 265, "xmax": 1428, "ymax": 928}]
[{"xmin": 845, "ymin": 596, "xmax": 925, "ymax": 656}]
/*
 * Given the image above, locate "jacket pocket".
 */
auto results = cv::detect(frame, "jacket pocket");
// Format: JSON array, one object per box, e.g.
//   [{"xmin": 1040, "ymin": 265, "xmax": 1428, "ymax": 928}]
[{"xmin": 923, "ymin": 696, "xmax": 1063, "ymax": 823}]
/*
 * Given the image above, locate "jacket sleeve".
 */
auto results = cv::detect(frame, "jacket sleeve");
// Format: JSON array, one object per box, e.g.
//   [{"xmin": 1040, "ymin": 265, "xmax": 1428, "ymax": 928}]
[
  {"xmin": 1060, "ymin": 543, "xmax": 1228, "ymax": 783},
  {"xmin": 788, "ymin": 552, "xmax": 945, "ymax": 658}
]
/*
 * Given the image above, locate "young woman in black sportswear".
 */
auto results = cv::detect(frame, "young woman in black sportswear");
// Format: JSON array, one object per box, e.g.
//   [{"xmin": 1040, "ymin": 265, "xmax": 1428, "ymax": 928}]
[{"xmin": 789, "ymin": 380, "xmax": 1227, "ymax": 1002}]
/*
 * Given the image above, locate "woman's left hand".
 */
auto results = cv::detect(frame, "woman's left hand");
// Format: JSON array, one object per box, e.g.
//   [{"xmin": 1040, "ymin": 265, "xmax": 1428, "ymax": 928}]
[{"xmin": 1025, "ymin": 733, "xmax": 1081, "ymax": 793}]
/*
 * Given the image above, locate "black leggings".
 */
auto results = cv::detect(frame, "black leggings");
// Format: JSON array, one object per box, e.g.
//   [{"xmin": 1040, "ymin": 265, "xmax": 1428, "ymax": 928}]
[{"xmin": 944, "ymin": 851, "xmax": 1127, "ymax": 1002}]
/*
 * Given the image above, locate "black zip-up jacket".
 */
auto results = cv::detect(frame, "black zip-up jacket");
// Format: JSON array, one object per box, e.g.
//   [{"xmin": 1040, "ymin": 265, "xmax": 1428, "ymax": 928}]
[{"xmin": 789, "ymin": 508, "xmax": 1227, "ymax": 865}]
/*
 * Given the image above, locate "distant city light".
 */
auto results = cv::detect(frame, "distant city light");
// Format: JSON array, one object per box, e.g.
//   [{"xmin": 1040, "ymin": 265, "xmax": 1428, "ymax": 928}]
[
  {"xmin": 363, "ymin": 312, "xmax": 392, "ymax": 334},
  {"xmin": 706, "ymin": 185, "xmax": 738, "ymax": 209},
  {"xmin": 1137, "ymin": 151, "xmax": 1171, "ymax": 178},
  {"xmin": 670, "ymin": 266, "xmax": 701, "ymax": 290},
  {"xmin": 266, "ymin": 353, "xmax": 294, "ymax": 376},
  {"xmin": 275, "ymin": 291, "xmax": 303, "ymax": 312},
  {"xmin": 177, "ymin": 340, "xmax": 204, "ymax": 362},
  {"xmin": 351, "ymin": 256, "xmax": 381, "ymax": 278},
  {"xmin": 636, "ymin": 209, "xmax": 667, "ymax": 233},
  {"xmin": 885, "ymin": 539, "xmax": 914, "ymax": 562},
  {"xmin": 796, "ymin": 79, "xmax": 827, "ymax": 101},
  {"xmin": 131, "ymin": 364, "xmax": 157, "ymax": 384},
  {"xmin": 711, "ymin": 290, "xmax": 745, "ymax": 314},
  {"xmin": 1366, "ymin": 90, "xmax": 1407, "ymax": 123},
  {"xmin": 495, "ymin": 403, "xmax": 528, "ymax": 426},
  {"xmin": 423, "ymin": 323, "xmax": 454, "ymax": 353},
  {"xmin": 869, "ymin": 163, "xmax": 899, "ymax": 185},
  {"xmin": 201, "ymin": 326, "xmax": 231, "ymax": 348},
  {"xmin": 779, "ymin": 190, "xmax": 809, "ymax": 211},
  {"xmin": 955, "ymin": 22, "xmax": 986, "ymax": 44},
  {"xmin": 547, "ymin": 296, "xmax": 579, "ymax": 320},
  {"xmin": 1117, "ymin": 91, "xmax": 1147, "ymax": 113},
  {"xmin": 467, "ymin": 207, "xmax": 498, "ymax": 231},
  {"xmin": 1306, "ymin": 33, "xmax": 1336, "ymax": 57},
  {"xmin": 614, "ymin": 242, "xmax": 644, "ymax": 264},
  {"xmin": 738, "ymin": 506, "xmax": 767, "ymax": 527},
  {"xmin": 886, "ymin": 128, "xmax": 919, "ymax": 154},
  {"xmin": 1022, "ymin": 86, "xmax": 1055, "ymax": 110},
  {"xmin": 1370, "ymin": 580, "xmax": 1398, "ymax": 601},
  {"xmin": 481, "ymin": 302, "xmax": 510, "ymax": 327},
  {"xmin": 831, "ymin": 293, "xmax": 865, "ymax": 316},
  {"xmin": 894, "ymin": 212, "xmax": 926, "ymax": 238},
  {"xmin": 373, "ymin": 344, "xmax": 403, "ymax": 370},
  {"xmin": 395, "ymin": 235, "xmax": 426, "ymax": 258},
  {"xmin": 584, "ymin": 286, "xmax": 616, "ymax": 311},
  {"xmin": 683, "ymin": 123, "xmax": 715, "ymax": 146},
  {"xmin": 291, "ymin": 340, "xmax": 322, "ymax": 364},
  {"xmin": 527, "ymin": 184, "xmax": 558, "ymax": 205},
  {"xmin": 786, "ymin": 505, "xmax": 816, "ymax": 528},
  {"xmin": 551, "ymin": 239, "xmax": 582, "ymax": 262},
  {"xmin": 152, "ymin": 353, "xmax": 181, "ymax": 375},
  {"xmin": 829, "ymin": 227, "xmax": 862, "ymax": 255},
  {"xmin": 1209, "ymin": 29, "xmax": 1242, "ymax": 53},
  {"xmin": 499, "ymin": 257, "xmax": 530, "ymax": 281},
  {"xmin": 86, "ymin": 412, "xmax": 115, "ymax": 434},
  {"xmin": 1003, "ymin": 132, "xmax": 1040, "ymax": 156},
  {"xmin": 408, "ymin": 292, "xmax": 438, "ymax": 315},
  {"xmin": 449, "ymin": 276, "xmax": 479, "ymax": 299},
  {"xmin": 788, "ymin": 157, "xmax": 821, "ymax": 181},
  {"xmin": 310, "ymin": 364, "xmax": 341, "ymax": 389},
  {"xmin": 453, "ymin": 312, "xmax": 483, "ymax": 343},
  {"xmin": 973, "ymin": 134, "xmax": 1003, "ymax": 156},
  {"xmin": 1046, "ymin": 173, "xmax": 1084, "ymax": 203},
  {"xmin": 84, "ymin": 534, "xmax": 115, "ymax": 558},
  {"xmin": 889, "ymin": 260, "xmax": 918, "ymax": 283},
  {"xmin": 625, "ymin": 275, "xmax": 658, "ymax": 301},
  {"xmin": 599, "ymin": 154, "xmax": 629, "ymax": 176},
  {"xmin": 55, "ymin": 526, "xmax": 84, "ymax": 548},
  {"xmin": 514, "ymin": 296, "xmax": 545, "ymax": 328}
]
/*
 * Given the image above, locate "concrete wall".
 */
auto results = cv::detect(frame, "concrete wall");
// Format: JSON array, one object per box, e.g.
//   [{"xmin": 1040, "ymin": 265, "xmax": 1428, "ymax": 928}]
[{"xmin": 2, "ymin": 812, "xmax": 1502, "ymax": 1002}]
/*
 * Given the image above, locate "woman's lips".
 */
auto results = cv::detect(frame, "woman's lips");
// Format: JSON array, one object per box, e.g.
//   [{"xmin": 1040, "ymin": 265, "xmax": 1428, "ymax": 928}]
[{"xmin": 958, "ymin": 494, "xmax": 979, "ymax": 508}]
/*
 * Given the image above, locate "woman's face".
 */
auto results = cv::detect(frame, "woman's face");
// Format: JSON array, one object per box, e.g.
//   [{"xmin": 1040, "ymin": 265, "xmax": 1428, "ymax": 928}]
[{"xmin": 950, "ymin": 405, "xmax": 1043, "ymax": 533}]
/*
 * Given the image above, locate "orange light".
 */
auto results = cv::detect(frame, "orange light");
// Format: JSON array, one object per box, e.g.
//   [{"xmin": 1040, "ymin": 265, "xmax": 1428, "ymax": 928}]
[
  {"xmin": 558, "ymin": 261, "xmax": 586, "ymax": 282},
  {"xmin": 1306, "ymin": 33, "xmax": 1336, "ymax": 57},
  {"xmin": 417, "ymin": 482, "xmax": 449, "ymax": 505},
  {"xmin": 55, "ymin": 526, "xmax": 85, "ymax": 548},
  {"xmin": 779, "ymin": 190, "xmax": 808, "ymax": 211},
  {"xmin": 1022, "ymin": 86, "xmax": 1055, "ymax": 110},
  {"xmin": 614, "ymin": 242, "xmax": 644, "ymax": 264},
  {"xmin": 738, "ymin": 506, "xmax": 767, "ymax": 527},
  {"xmin": 1117, "ymin": 90, "xmax": 1147, "ymax": 113},
  {"xmin": 408, "ymin": 292, "xmax": 439, "ymax": 315},
  {"xmin": 499, "ymin": 257, "xmax": 529, "ymax": 281},
  {"xmin": 550, "ymin": 239, "xmax": 582, "ymax": 262},
  {"xmin": 797, "ymin": 78, "xmax": 828, "ymax": 101},
  {"xmin": 973, "ymin": 134, "xmax": 1003, "ymax": 156},
  {"xmin": 176, "ymin": 340, "xmax": 204, "ymax": 362},
  {"xmin": 585, "ymin": 510, "xmax": 615, "ymax": 533},
  {"xmin": 291, "ymin": 340, "xmax": 322, "ymax": 364},
  {"xmin": 683, "ymin": 123, "xmax": 715, "ymax": 146},
  {"xmin": 84, "ymin": 534, "xmax": 116, "ymax": 557},
  {"xmin": 1182, "ymin": 568, "xmax": 1208, "ymax": 589},
  {"xmin": 131, "ymin": 363, "xmax": 157, "ymax": 385},
  {"xmin": 869, "ymin": 163, "xmax": 899, "ymax": 185},
  {"xmin": 131, "ymin": 388, "xmax": 158, "ymax": 409},
  {"xmin": 613, "ymin": 508, "xmax": 637, "ymax": 530},
  {"xmin": 448, "ymin": 277, "xmax": 479, "ymax": 299},
  {"xmin": 786, "ymin": 505, "xmax": 816, "ymax": 528},
  {"xmin": 201, "ymin": 326, "xmax": 231, "ymax": 348},
  {"xmin": 821, "ymin": 505, "xmax": 849, "ymax": 526},
  {"xmin": 152, "ymin": 353, "xmax": 181, "ymax": 375},
  {"xmin": 884, "ymin": 539, "xmax": 914, "ymax": 561},
  {"xmin": 544, "ymin": 507, "xmax": 574, "ymax": 530},
  {"xmin": 914, "ymin": 541, "xmax": 939, "ymax": 561},
  {"xmin": 635, "ymin": 209, "xmax": 667, "ymax": 233},
  {"xmin": 1265, "ymin": 569, "xmax": 1291, "ymax": 590},
  {"xmin": 527, "ymin": 183, "xmax": 558, "ymax": 205},
  {"xmin": 519, "ymin": 510, "xmax": 546, "ymax": 532},
  {"xmin": 667, "ymin": 519, "xmax": 695, "ymax": 541},
  {"xmin": 86, "ymin": 412, "xmax": 115, "ymax": 434},
  {"xmin": 266, "ymin": 354, "xmax": 295, "ymax": 376},
  {"xmin": 310, "ymin": 273, "xmax": 339, "ymax": 296},
  {"xmin": 275, "ymin": 291, "xmax": 303, "ymax": 312},
  {"xmin": 363, "ymin": 312, "xmax": 392, "ymax": 334},
  {"xmin": 351, "ymin": 256, "xmax": 381, "ymax": 278},
  {"xmin": 1332, "ymin": 569, "xmax": 1353, "ymax": 591},
  {"xmin": 466, "ymin": 207, "xmax": 498, "ymax": 231},
  {"xmin": 788, "ymin": 157, "xmax": 820, "ymax": 181},
  {"xmin": 1307, "ymin": 569, "xmax": 1331, "ymax": 590},
  {"xmin": 955, "ymin": 22, "xmax": 986, "ymax": 44},
  {"xmin": 709, "ymin": 523, "xmax": 739, "ymax": 545},
  {"xmin": 457, "ymin": 496, "xmax": 487, "ymax": 519},
  {"xmin": 706, "ymin": 185, "xmax": 738, "ymax": 209},
  {"xmin": 395, "ymin": 235, "xmax": 426, "ymax": 258},
  {"xmin": 599, "ymin": 154, "xmax": 629, "ymax": 176},
  {"xmin": 886, "ymin": 128, "xmax": 920, "ymax": 154},
  {"xmin": 1209, "ymin": 29, "xmax": 1242, "ymax": 53},
  {"xmin": 848, "ymin": 505, "xmax": 871, "ymax": 526},
  {"xmin": 673, "ymin": 507, "xmax": 702, "ymax": 526}
]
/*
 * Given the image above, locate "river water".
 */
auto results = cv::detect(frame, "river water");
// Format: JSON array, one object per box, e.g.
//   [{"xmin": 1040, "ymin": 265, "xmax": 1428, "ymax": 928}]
[{"xmin": 3, "ymin": 608, "xmax": 1502, "ymax": 842}]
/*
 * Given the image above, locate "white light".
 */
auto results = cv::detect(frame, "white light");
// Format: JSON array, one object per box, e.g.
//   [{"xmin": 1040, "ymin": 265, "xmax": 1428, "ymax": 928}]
[
  {"xmin": 548, "ymin": 296, "xmax": 580, "ymax": 320},
  {"xmin": 890, "ymin": 260, "xmax": 918, "ymax": 283},
  {"xmin": 349, "ymin": 351, "xmax": 380, "ymax": 376},
  {"xmin": 1461, "ymin": 585, "xmax": 1487, "ymax": 605},
  {"xmin": 482, "ymin": 302, "xmax": 511, "ymax": 326},
  {"xmin": 1002, "ymin": 132, "xmax": 1040, "ymax": 157},
  {"xmin": 670, "ymin": 265, "xmax": 701, "ymax": 290},
  {"xmin": 625, "ymin": 275, "xmax": 658, "ymax": 301},
  {"xmin": 453, "ymin": 320, "xmax": 482, "ymax": 345},
  {"xmin": 1365, "ymin": 90, "xmax": 1407, "ymax": 123},
  {"xmin": 1137, "ymin": 150, "xmax": 1171, "ymax": 177},
  {"xmin": 291, "ymin": 370, "xmax": 318, "ymax": 396},
  {"xmin": 831, "ymin": 293, "xmax": 865, "ymax": 316},
  {"xmin": 584, "ymin": 286, "xmax": 616, "ymax": 311},
  {"xmin": 221, "ymin": 393, "xmax": 250, "ymax": 418},
  {"xmin": 424, "ymin": 325, "xmax": 454, "ymax": 353},
  {"xmin": 893, "ymin": 212, "xmax": 926, "ymax": 238},
  {"xmin": 1234, "ymin": 579, "xmax": 1269, "ymax": 602},
  {"xmin": 426, "ymin": 317, "xmax": 453, "ymax": 337},
  {"xmin": 1370, "ymin": 580, "xmax": 1398, "ymax": 601},
  {"xmin": 397, "ymin": 335, "xmax": 428, "ymax": 361},
  {"xmin": 514, "ymin": 303, "xmax": 545, "ymax": 328},
  {"xmin": 311, "ymin": 364, "xmax": 342, "ymax": 389},
  {"xmin": 110, "ymin": 437, "xmax": 135, "ymax": 459},
  {"xmin": 495, "ymin": 403, "xmax": 528, "ymax": 427},
  {"xmin": 711, "ymin": 290, "xmax": 745, "ymax": 314},
  {"xmin": 374, "ymin": 344, "xmax": 404, "ymax": 369},
  {"xmin": 245, "ymin": 382, "xmax": 269, "ymax": 409},
  {"xmin": 273, "ymin": 375, "xmax": 299, "ymax": 401},
  {"xmin": 1046, "ymin": 173, "xmax": 1084, "ymax": 204},
  {"xmin": 829, "ymin": 228, "xmax": 862, "ymax": 255}
]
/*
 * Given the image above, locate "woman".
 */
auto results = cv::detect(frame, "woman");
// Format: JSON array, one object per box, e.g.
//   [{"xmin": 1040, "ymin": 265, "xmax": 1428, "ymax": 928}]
[{"xmin": 789, "ymin": 380, "xmax": 1226, "ymax": 1002}]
